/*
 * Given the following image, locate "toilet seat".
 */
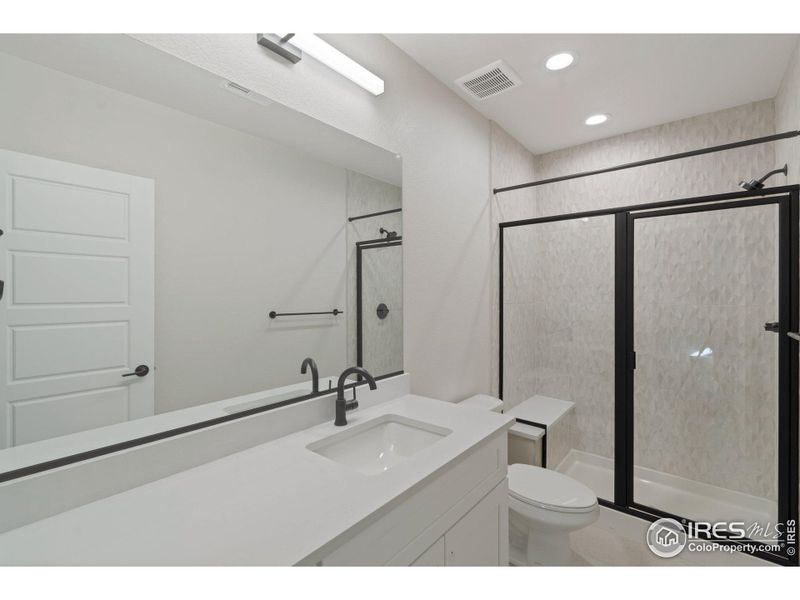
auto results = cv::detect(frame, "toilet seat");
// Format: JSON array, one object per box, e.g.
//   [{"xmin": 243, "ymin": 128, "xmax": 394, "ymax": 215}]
[{"xmin": 508, "ymin": 464, "xmax": 597, "ymax": 514}]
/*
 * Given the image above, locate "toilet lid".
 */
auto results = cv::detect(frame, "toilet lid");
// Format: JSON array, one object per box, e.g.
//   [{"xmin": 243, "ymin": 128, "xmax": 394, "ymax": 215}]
[{"xmin": 508, "ymin": 464, "xmax": 597, "ymax": 512}]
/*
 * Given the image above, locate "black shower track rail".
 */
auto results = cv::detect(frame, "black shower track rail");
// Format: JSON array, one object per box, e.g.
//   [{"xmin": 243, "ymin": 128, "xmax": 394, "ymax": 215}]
[{"xmin": 493, "ymin": 130, "xmax": 800, "ymax": 195}]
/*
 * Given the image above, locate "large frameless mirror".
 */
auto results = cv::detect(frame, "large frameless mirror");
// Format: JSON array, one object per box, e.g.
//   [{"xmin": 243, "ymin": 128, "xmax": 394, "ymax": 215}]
[{"xmin": 0, "ymin": 34, "xmax": 402, "ymax": 478}]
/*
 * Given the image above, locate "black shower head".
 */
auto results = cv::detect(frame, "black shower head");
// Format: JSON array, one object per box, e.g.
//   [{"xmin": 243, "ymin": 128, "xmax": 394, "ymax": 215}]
[
  {"xmin": 739, "ymin": 164, "xmax": 788, "ymax": 191},
  {"xmin": 379, "ymin": 227, "xmax": 398, "ymax": 239},
  {"xmin": 739, "ymin": 179, "xmax": 764, "ymax": 191}
]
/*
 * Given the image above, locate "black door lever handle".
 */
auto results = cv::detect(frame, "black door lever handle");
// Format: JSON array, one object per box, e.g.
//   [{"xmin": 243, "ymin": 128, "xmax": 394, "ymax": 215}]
[{"xmin": 122, "ymin": 365, "xmax": 150, "ymax": 378}]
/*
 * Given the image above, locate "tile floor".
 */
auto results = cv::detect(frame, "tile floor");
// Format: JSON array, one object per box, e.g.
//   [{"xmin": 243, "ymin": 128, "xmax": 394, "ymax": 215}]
[{"xmin": 567, "ymin": 507, "xmax": 774, "ymax": 566}]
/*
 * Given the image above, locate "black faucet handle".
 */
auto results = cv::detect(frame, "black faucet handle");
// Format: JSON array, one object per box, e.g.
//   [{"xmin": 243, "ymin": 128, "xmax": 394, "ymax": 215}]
[
  {"xmin": 301, "ymin": 357, "xmax": 320, "ymax": 393},
  {"xmin": 334, "ymin": 366, "xmax": 377, "ymax": 426}
]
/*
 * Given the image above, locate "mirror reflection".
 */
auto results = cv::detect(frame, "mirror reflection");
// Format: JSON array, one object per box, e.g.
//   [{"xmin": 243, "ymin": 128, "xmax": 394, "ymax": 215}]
[{"xmin": 0, "ymin": 35, "xmax": 402, "ymax": 467}]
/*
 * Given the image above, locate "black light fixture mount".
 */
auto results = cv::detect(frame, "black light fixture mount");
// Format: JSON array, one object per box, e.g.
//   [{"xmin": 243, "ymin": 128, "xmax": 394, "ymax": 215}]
[{"xmin": 257, "ymin": 33, "xmax": 302, "ymax": 64}]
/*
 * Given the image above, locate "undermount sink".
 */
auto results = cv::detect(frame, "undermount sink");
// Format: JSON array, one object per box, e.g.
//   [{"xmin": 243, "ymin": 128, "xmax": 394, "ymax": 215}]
[
  {"xmin": 307, "ymin": 414, "xmax": 452, "ymax": 475},
  {"xmin": 224, "ymin": 388, "xmax": 312, "ymax": 414}
]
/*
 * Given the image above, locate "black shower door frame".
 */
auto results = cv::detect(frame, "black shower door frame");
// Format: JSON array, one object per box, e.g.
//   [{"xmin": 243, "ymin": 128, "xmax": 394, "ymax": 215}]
[
  {"xmin": 498, "ymin": 185, "xmax": 799, "ymax": 566},
  {"xmin": 355, "ymin": 237, "xmax": 402, "ymax": 369}
]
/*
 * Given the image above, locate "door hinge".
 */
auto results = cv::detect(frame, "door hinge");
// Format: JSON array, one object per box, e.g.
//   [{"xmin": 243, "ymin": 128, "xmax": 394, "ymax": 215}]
[{"xmin": 764, "ymin": 322, "xmax": 780, "ymax": 333}]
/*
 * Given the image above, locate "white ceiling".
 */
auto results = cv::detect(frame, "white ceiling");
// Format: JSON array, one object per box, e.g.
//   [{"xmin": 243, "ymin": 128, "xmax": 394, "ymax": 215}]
[
  {"xmin": 0, "ymin": 34, "xmax": 402, "ymax": 185},
  {"xmin": 387, "ymin": 34, "xmax": 799, "ymax": 154}
]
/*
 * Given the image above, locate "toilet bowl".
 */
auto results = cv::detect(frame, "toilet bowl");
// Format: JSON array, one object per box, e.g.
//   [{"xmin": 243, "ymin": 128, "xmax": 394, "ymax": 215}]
[
  {"xmin": 458, "ymin": 394, "xmax": 599, "ymax": 566},
  {"xmin": 508, "ymin": 464, "xmax": 598, "ymax": 566}
]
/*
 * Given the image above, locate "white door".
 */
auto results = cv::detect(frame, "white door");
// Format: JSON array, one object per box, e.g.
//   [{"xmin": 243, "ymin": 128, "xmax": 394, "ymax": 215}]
[{"xmin": 0, "ymin": 150, "xmax": 154, "ymax": 448}]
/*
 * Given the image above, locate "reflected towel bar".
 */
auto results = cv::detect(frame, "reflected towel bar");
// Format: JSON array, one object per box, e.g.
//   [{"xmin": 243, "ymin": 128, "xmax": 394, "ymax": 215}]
[
  {"xmin": 269, "ymin": 309, "xmax": 342, "ymax": 319},
  {"xmin": 348, "ymin": 207, "xmax": 402, "ymax": 222},
  {"xmin": 788, "ymin": 332, "xmax": 800, "ymax": 342}
]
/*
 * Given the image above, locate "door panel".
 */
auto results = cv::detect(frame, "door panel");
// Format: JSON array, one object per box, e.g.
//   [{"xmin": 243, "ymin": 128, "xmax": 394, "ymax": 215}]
[
  {"xmin": 11, "ymin": 322, "xmax": 129, "ymax": 379},
  {"xmin": 0, "ymin": 150, "xmax": 154, "ymax": 448},
  {"xmin": 10, "ymin": 175, "xmax": 129, "ymax": 239},
  {"xmin": 11, "ymin": 387, "xmax": 129, "ymax": 446},
  {"xmin": 11, "ymin": 251, "xmax": 128, "ymax": 305},
  {"xmin": 631, "ymin": 201, "xmax": 780, "ymax": 526}
]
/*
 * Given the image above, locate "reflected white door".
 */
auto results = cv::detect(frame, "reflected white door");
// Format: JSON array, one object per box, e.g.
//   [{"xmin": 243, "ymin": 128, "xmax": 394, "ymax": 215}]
[{"xmin": 0, "ymin": 150, "xmax": 154, "ymax": 448}]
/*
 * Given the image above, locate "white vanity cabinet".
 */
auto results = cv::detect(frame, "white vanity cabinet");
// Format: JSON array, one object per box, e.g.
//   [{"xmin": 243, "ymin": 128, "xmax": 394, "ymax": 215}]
[
  {"xmin": 311, "ymin": 429, "xmax": 509, "ymax": 566},
  {"xmin": 411, "ymin": 480, "xmax": 508, "ymax": 566},
  {"xmin": 0, "ymin": 394, "xmax": 513, "ymax": 566},
  {"xmin": 441, "ymin": 479, "xmax": 507, "ymax": 565}
]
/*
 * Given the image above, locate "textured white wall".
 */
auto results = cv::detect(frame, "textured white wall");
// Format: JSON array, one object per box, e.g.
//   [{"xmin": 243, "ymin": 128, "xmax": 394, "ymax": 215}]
[
  {"xmin": 131, "ymin": 34, "xmax": 493, "ymax": 402},
  {"xmin": 0, "ymin": 52, "xmax": 350, "ymax": 413}
]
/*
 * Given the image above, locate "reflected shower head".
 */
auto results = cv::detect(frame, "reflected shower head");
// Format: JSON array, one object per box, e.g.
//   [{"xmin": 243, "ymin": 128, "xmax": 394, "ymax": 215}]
[
  {"xmin": 739, "ymin": 164, "xmax": 788, "ymax": 191},
  {"xmin": 379, "ymin": 227, "xmax": 398, "ymax": 239}
]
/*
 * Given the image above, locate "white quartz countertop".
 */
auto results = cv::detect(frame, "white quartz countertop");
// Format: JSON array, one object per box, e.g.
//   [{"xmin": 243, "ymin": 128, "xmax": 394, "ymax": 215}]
[{"xmin": 0, "ymin": 395, "xmax": 513, "ymax": 565}]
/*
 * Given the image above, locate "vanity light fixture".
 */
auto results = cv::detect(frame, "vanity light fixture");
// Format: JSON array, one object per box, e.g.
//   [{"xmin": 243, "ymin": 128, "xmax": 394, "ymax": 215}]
[
  {"xmin": 585, "ymin": 113, "xmax": 609, "ymax": 126},
  {"xmin": 545, "ymin": 52, "xmax": 575, "ymax": 71},
  {"xmin": 258, "ymin": 33, "xmax": 384, "ymax": 96}
]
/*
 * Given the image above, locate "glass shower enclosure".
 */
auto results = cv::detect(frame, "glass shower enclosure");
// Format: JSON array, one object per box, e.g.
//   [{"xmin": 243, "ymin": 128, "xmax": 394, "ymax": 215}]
[{"xmin": 500, "ymin": 186, "xmax": 799, "ymax": 565}]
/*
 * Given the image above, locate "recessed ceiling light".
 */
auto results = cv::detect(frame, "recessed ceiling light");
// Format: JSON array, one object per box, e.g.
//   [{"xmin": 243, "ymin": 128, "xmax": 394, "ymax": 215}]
[
  {"xmin": 545, "ymin": 52, "xmax": 575, "ymax": 71},
  {"xmin": 585, "ymin": 113, "xmax": 609, "ymax": 126}
]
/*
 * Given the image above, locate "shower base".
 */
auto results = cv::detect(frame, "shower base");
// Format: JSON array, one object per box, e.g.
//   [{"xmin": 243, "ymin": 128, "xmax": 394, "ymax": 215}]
[{"xmin": 556, "ymin": 449, "xmax": 777, "ymax": 531}]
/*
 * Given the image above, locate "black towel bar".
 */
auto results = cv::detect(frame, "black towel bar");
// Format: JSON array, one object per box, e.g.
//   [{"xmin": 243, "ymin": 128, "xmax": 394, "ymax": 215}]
[{"xmin": 269, "ymin": 309, "xmax": 342, "ymax": 319}]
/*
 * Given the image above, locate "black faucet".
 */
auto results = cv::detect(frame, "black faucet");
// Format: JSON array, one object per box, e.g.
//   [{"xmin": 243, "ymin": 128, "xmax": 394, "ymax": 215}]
[
  {"xmin": 335, "ymin": 367, "xmax": 377, "ymax": 426},
  {"xmin": 301, "ymin": 357, "xmax": 319, "ymax": 394}
]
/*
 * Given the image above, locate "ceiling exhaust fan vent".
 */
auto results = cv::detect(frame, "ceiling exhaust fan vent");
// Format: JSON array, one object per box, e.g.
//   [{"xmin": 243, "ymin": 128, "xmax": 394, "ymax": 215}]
[{"xmin": 455, "ymin": 60, "xmax": 522, "ymax": 100}]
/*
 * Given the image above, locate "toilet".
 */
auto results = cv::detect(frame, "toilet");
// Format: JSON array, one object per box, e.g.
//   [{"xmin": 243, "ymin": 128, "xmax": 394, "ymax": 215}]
[{"xmin": 458, "ymin": 394, "xmax": 599, "ymax": 566}]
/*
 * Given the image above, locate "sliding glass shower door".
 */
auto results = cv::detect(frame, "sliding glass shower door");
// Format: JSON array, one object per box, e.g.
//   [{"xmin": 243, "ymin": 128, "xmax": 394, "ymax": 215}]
[{"xmin": 631, "ymin": 201, "xmax": 781, "ymax": 529}]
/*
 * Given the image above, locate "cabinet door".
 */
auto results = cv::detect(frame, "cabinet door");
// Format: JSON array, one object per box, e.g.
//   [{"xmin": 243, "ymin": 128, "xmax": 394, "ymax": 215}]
[
  {"xmin": 411, "ymin": 537, "xmax": 445, "ymax": 566},
  {"xmin": 444, "ymin": 480, "xmax": 508, "ymax": 566}
]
